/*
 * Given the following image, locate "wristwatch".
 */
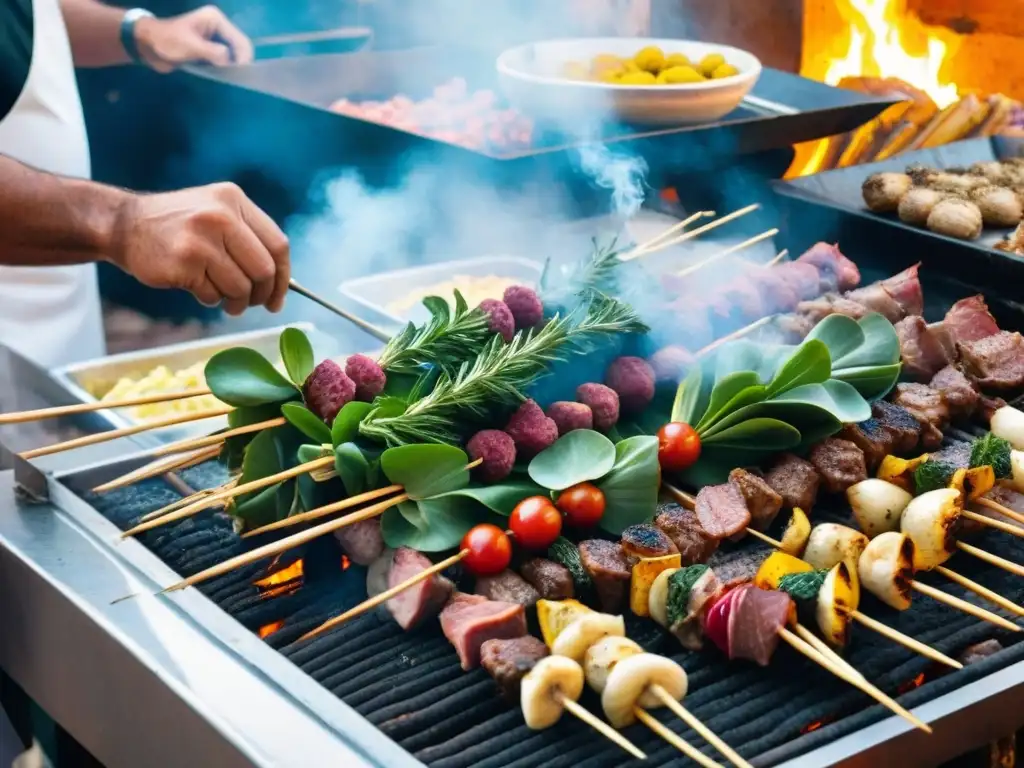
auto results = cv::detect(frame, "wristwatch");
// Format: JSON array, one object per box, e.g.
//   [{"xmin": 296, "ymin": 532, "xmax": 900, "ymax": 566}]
[{"xmin": 120, "ymin": 8, "xmax": 155, "ymax": 65}]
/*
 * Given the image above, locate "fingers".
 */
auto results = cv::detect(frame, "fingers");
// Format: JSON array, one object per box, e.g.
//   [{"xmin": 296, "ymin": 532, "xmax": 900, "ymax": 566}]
[
  {"xmin": 192, "ymin": 276, "xmax": 222, "ymax": 309},
  {"xmin": 238, "ymin": 197, "xmax": 290, "ymax": 312},
  {"xmin": 205, "ymin": 251, "xmax": 252, "ymax": 316},
  {"xmin": 188, "ymin": 39, "xmax": 232, "ymax": 67},
  {"xmin": 196, "ymin": 5, "xmax": 254, "ymax": 65}
]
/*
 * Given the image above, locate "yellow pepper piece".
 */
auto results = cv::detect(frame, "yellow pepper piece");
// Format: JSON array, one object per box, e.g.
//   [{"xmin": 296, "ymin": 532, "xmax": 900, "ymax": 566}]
[
  {"xmin": 780, "ymin": 507, "xmax": 811, "ymax": 556},
  {"xmin": 537, "ymin": 599, "xmax": 592, "ymax": 648},
  {"xmin": 630, "ymin": 554, "xmax": 682, "ymax": 617},
  {"xmin": 877, "ymin": 454, "xmax": 929, "ymax": 491},
  {"xmin": 949, "ymin": 465, "xmax": 995, "ymax": 501},
  {"xmin": 754, "ymin": 551, "xmax": 812, "ymax": 590}
]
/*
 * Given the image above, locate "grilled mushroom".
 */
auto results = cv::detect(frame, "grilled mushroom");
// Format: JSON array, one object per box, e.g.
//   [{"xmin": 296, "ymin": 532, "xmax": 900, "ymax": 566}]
[
  {"xmin": 858, "ymin": 531, "xmax": 915, "ymax": 610},
  {"xmin": 847, "ymin": 478, "xmax": 913, "ymax": 538},
  {"xmin": 1009, "ymin": 450, "xmax": 1024, "ymax": 493},
  {"xmin": 970, "ymin": 185, "xmax": 1023, "ymax": 227},
  {"xmin": 900, "ymin": 488, "xmax": 961, "ymax": 569},
  {"xmin": 584, "ymin": 636, "xmax": 643, "ymax": 694},
  {"xmin": 551, "ymin": 613, "xmax": 626, "ymax": 663},
  {"xmin": 779, "ymin": 507, "xmax": 811, "ymax": 555},
  {"xmin": 926, "ymin": 198, "xmax": 983, "ymax": 240},
  {"xmin": 648, "ymin": 567, "xmax": 679, "ymax": 627},
  {"xmin": 862, "ymin": 172, "xmax": 912, "ymax": 212},
  {"xmin": 815, "ymin": 562, "xmax": 857, "ymax": 647},
  {"xmin": 601, "ymin": 653, "xmax": 688, "ymax": 729},
  {"xmin": 521, "ymin": 655, "xmax": 585, "ymax": 729},
  {"xmin": 990, "ymin": 406, "xmax": 1024, "ymax": 451},
  {"xmin": 898, "ymin": 188, "xmax": 946, "ymax": 226}
]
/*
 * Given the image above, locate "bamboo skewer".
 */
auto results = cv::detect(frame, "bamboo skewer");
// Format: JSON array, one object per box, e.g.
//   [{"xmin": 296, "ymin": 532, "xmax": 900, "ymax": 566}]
[
  {"xmin": 779, "ymin": 627, "xmax": 932, "ymax": 733},
  {"xmin": 695, "ymin": 317, "xmax": 776, "ymax": 358},
  {"xmin": 934, "ymin": 566, "xmax": 1024, "ymax": 619},
  {"xmin": 0, "ymin": 388, "xmax": 214, "ymax": 424},
  {"xmin": 152, "ymin": 417, "xmax": 287, "ymax": 458},
  {"xmin": 635, "ymin": 204, "xmax": 762, "ymax": 258},
  {"xmin": 157, "ymin": 492, "xmax": 410, "ymax": 594},
  {"xmin": 768, "ymin": 249, "xmax": 789, "ymax": 266},
  {"xmin": 633, "ymin": 708, "xmax": 720, "ymax": 768},
  {"xmin": 242, "ymin": 484, "xmax": 405, "ymax": 538},
  {"xmin": 649, "ymin": 686, "xmax": 753, "ymax": 768},
  {"xmin": 623, "ymin": 209, "xmax": 717, "ymax": 260},
  {"xmin": 138, "ymin": 478, "xmax": 239, "ymax": 524},
  {"xmin": 793, "ymin": 624, "xmax": 867, "ymax": 681},
  {"xmin": 675, "ymin": 229, "xmax": 780, "ymax": 279},
  {"xmin": 20, "ymin": 406, "xmax": 234, "ymax": 460},
  {"xmin": 844, "ymin": 610, "xmax": 963, "ymax": 669},
  {"xmin": 120, "ymin": 455, "xmax": 336, "ymax": 538},
  {"xmin": 559, "ymin": 699, "xmax": 647, "ymax": 760},
  {"xmin": 955, "ymin": 542, "xmax": 1024, "ymax": 578},
  {"xmin": 961, "ymin": 509, "xmax": 1024, "ymax": 540},
  {"xmin": 911, "ymin": 581, "xmax": 1020, "ymax": 632},
  {"xmin": 91, "ymin": 445, "xmax": 223, "ymax": 494},
  {"xmin": 975, "ymin": 496, "xmax": 1024, "ymax": 527}
]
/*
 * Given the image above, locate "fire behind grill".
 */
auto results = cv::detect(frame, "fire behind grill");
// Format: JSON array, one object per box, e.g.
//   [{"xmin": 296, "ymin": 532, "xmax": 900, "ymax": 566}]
[{"xmin": 76, "ymin": 415, "xmax": 1024, "ymax": 768}]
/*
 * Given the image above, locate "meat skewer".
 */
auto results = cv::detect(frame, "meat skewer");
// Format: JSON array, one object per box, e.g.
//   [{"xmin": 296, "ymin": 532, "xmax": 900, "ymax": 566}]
[
  {"xmin": 674, "ymin": 228, "xmax": 780, "ymax": 279},
  {"xmin": 622, "ymin": 209, "xmax": 717, "ymax": 260},
  {"xmin": 622, "ymin": 204, "xmax": 761, "ymax": 261}
]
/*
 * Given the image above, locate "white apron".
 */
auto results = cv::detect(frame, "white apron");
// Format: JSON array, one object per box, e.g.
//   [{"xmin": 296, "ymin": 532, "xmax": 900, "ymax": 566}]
[{"xmin": 0, "ymin": 0, "xmax": 104, "ymax": 369}]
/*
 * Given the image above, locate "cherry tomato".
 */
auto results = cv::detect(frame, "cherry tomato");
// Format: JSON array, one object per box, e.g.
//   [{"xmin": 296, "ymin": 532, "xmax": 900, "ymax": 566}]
[
  {"xmin": 556, "ymin": 482, "xmax": 606, "ymax": 528},
  {"xmin": 509, "ymin": 496, "xmax": 563, "ymax": 550},
  {"xmin": 657, "ymin": 421, "xmax": 702, "ymax": 472},
  {"xmin": 703, "ymin": 586, "xmax": 743, "ymax": 655},
  {"xmin": 461, "ymin": 523, "xmax": 512, "ymax": 576}
]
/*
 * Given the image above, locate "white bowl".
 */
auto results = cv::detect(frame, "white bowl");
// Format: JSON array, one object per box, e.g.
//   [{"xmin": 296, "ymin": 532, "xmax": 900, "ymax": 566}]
[{"xmin": 496, "ymin": 38, "xmax": 761, "ymax": 127}]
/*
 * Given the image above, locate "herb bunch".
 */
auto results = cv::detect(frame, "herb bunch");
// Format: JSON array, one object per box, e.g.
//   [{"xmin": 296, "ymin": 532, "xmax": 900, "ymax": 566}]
[
  {"xmin": 540, "ymin": 237, "xmax": 625, "ymax": 303},
  {"xmin": 376, "ymin": 291, "xmax": 493, "ymax": 376},
  {"xmin": 360, "ymin": 293, "xmax": 648, "ymax": 446}
]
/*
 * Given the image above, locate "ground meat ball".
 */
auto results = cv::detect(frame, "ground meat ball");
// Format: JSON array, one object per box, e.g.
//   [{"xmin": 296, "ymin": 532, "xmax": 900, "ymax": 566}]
[
  {"xmin": 345, "ymin": 354, "xmax": 387, "ymax": 401},
  {"xmin": 505, "ymin": 400, "xmax": 558, "ymax": 458},
  {"xmin": 763, "ymin": 453, "xmax": 821, "ymax": 512},
  {"xmin": 546, "ymin": 401, "xmax": 593, "ymax": 435},
  {"xmin": 502, "ymin": 285, "xmax": 544, "ymax": 330},
  {"xmin": 576, "ymin": 383, "xmax": 620, "ymax": 432},
  {"xmin": 467, "ymin": 430, "xmax": 516, "ymax": 483},
  {"xmin": 605, "ymin": 357, "xmax": 656, "ymax": 413},
  {"xmin": 479, "ymin": 299, "xmax": 515, "ymax": 343},
  {"xmin": 808, "ymin": 438, "xmax": 868, "ymax": 494}
]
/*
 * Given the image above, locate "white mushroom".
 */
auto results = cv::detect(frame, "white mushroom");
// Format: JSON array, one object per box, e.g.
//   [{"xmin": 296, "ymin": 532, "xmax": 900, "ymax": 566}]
[
  {"xmin": 900, "ymin": 488, "xmax": 961, "ymax": 570},
  {"xmin": 584, "ymin": 636, "xmax": 643, "ymax": 694},
  {"xmin": 780, "ymin": 507, "xmax": 811, "ymax": 556},
  {"xmin": 802, "ymin": 523, "xmax": 869, "ymax": 571},
  {"xmin": 858, "ymin": 531, "xmax": 915, "ymax": 610},
  {"xmin": 862, "ymin": 172, "xmax": 912, "ymax": 212},
  {"xmin": 521, "ymin": 655, "xmax": 585, "ymax": 729},
  {"xmin": 847, "ymin": 479, "xmax": 913, "ymax": 538},
  {"xmin": 971, "ymin": 185, "xmax": 1024, "ymax": 227},
  {"xmin": 991, "ymin": 406, "xmax": 1024, "ymax": 451},
  {"xmin": 1009, "ymin": 450, "xmax": 1024, "ymax": 493},
  {"xmin": 648, "ymin": 567, "xmax": 679, "ymax": 627},
  {"xmin": 551, "ymin": 613, "xmax": 626, "ymax": 663},
  {"xmin": 815, "ymin": 562, "xmax": 857, "ymax": 647},
  {"xmin": 926, "ymin": 198, "xmax": 983, "ymax": 240},
  {"xmin": 601, "ymin": 653, "xmax": 688, "ymax": 729},
  {"xmin": 898, "ymin": 188, "xmax": 946, "ymax": 226}
]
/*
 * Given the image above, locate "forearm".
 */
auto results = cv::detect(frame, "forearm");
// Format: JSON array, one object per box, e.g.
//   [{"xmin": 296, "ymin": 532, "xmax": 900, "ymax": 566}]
[
  {"xmin": 60, "ymin": 0, "xmax": 130, "ymax": 67},
  {"xmin": 0, "ymin": 155, "xmax": 129, "ymax": 267}
]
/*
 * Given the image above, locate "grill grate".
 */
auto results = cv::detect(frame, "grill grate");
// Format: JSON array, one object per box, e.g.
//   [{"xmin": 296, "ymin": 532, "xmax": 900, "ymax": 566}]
[{"xmin": 78, "ymin": 443, "xmax": 1024, "ymax": 767}]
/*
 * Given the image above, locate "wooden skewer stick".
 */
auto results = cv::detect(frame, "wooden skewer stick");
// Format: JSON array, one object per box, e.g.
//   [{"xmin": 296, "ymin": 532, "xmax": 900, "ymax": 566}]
[
  {"xmin": 675, "ymin": 229, "xmax": 780, "ymax": 279},
  {"xmin": 955, "ymin": 541, "xmax": 1024, "ymax": 578},
  {"xmin": 911, "ymin": 580, "xmax": 1020, "ymax": 632},
  {"xmin": 157, "ymin": 493, "xmax": 409, "ymax": 594},
  {"xmin": 21, "ymin": 406, "xmax": 234, "ymax": 460},
  {"xmin": 152, "ymin": 417, "xmax": 287, "ymax": 458},
  {"xmin": 961, "ymin": 509, "xmax": 1024, "ymax": 540},
  {"xmin": 565, "ymin": 699, "xmax": 647, "ymax": 761},
  {"xmin": 767, "ymin": 249, "xmax": 789, "ymax": 266},
  {"xmin": 975, "ymin": 496, "xmax": 1024, "ymax": 527},
  {"xmin": 649, "ymin": 685, "xmax": 752, "ymax": 768},
  {"xmin": 120, "ymin": 455, "xmax": 336, "ymax": 538},
  {"xmin": 793, "ymin": 624, "xmax": 867, "ymax": 682},
  {"xmin": 696, "ymin": 316, "xmax": 777, "ymax": 358},
  {"xmin": 622, "ymin": 209, "xmax": 717, "ymax": 260},
  {"xmin": 91, "ymin": 445, "xmax": 223, "ymax": 494},
  {"xmin": 0, "ymin": 388, "xmax": 214, "ymax": 424},
  {"xmin": 633, "ymin": 708, "xmax": 720, "ymax": 768},
  {"xmin": 138, "ymin": 478, "xmax": 239, "ymax": 524},
  {"xmin": 299, "ymin": 550, "xmax": 467, "ymax": 642},
  {"xmin": 845, "ymin": 609, "xmax": 963, "ymax": 669},
  {"xmin": 743, "ymin": 528, "xmax": 783, "ymax": 549},
  {"xmin": 779, "ymin": 627, "xmax": 932, "ymax": 733},
  {"xmin": 636, "ymin": 204, "xmax": 762, "ymax": 258},
  {"xmin": 935, "ymin": 565, "xmax": 1024, "ymax": 619}
]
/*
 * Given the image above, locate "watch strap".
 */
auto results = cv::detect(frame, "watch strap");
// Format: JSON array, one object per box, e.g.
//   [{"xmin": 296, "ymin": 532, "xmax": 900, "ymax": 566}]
[{"xmin": 120, "ymin": 8, "xmax": 155, "ymax": 65}]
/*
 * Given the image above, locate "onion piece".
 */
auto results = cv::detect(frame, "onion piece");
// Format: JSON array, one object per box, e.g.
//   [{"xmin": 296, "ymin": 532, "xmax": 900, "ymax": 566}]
[{"xmin": 847, "ymin": 479, "xmax": 912, "ymax": 539}]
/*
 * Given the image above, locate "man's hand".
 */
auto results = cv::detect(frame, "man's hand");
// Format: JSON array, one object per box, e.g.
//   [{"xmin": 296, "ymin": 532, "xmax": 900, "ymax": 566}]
[
  {"xmin": 133, "ymin": 5, "xmax": 254, "ymax": 72},
  {"xmin": 110, "ymin": 183, "xmax": 290, "ymax": 316}
]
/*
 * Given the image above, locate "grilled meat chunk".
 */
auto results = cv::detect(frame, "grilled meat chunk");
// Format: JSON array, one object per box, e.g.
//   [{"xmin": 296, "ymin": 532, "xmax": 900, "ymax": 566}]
[
  {"xmin": 959, "ymin": 639, "xmax": 1004, "ymax": 666},
  {"xmin": 796, "ymin": 242, "xmax": 861, "ymax": 292},
  {"xmin": 773, "ymin": 261, "xmax": 822, "ymax": 300},
  {"xmin": 930, "ymin": 365, "xmax": 980, "ymax": 420},
  {"xmin": 440, "ymin": 593, "xmax": 527, "ymax": 671},
  {"xmin": 776, "ymin": 313, "xmax": 816, "ymax": 342},
  {"xmin": 879, "ymin": 264, "xmax": 923, "ymax": 317},
  {"xmin": 844, "ymin": 283, "xmax": 903, "ymax": 322},
  {"xmin": 520, "ymin": 558, "xmax": 574, "ymax": 600},
  {"xmin": 620, "ymin": 523, "xmax": 679, "ymax": 561},
  {"xmin": 809, "ymin": 438, "xmax": 868, "ymax": 494},
  {"xmin": 475, "ymin": 569, "xmax": 540, "ymax": 608},
  {"xmin": 751, "ymin": 266, "xmax": 800, "ymax": 313},
  {"xmin": 895, "ymin": 316, "xmax": 954, "ymax": 380},
  {"xmin": 958, "ymin": 331, "xmax": 1024, "ymax": 392},
  {"xmin": 653, "ymin": 504, "xmax": 720, "ymax": 565},
  {"xmin": 386, "ymin": 547, "xmax": 454, "ymax": 630},
  {"xmin": 578, "ymin": 540, "xmax": 632, "ymax": 612},
  {"xmin": 839, "ymin": 419, "xmax": 895, "ymax": 470},
  {"xmin": 891, "ymin": 383, "xmax": 949, "ymax": 450},
  {"xmin": 481, "ymin": 635, "xmax": 549, "ymax": 701},
  {"xmin": 728, "ymin": 468, "xmax": 783, "ymax": 530},
  {"xmin": 670, "ymin": 568, "xmax": 723, "ymax": 650},
  {"xmin": 798, "ymin": 294, "xmax": 870, "ymax": 323},
  {"xmin": 944, "ymin": 295, "xmax": 1000, "ymax": 344},
  {"xmin": 334, "ymin": 518, "xmax": 385, "ymax": 566},
  {"xmin": 727, "ymin": 585, "xmax": 793, "ymax": 666},
  {"xmin": 871, "ymin": 400, "xmax": 922, "ymax": 454},
  {"xmin": 695, "ymin": 483, "xmax": 751, "ymax": 539},
  {"xmin": 763, "ymin": 453, "xmax": 820, "ymax": 512},
  {"xmin": 708, "ymin": 547, "xmax": 769, "ymax": 590}
]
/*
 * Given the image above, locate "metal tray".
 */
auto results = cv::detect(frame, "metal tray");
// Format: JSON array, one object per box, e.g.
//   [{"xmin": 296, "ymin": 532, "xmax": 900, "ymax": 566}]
[
  {"xmin": 772, "ymin": 136, "xmax": 1024, "ymax": 292},
  {"xmin": 50, "ymin": 323, "xmax": 332, "ymax": 449}
]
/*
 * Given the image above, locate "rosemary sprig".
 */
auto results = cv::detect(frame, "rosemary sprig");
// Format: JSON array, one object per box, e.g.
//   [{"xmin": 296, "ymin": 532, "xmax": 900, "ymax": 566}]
[
  {"xmin": 376, "ymin": 290, "xmax": 493, "ymax": 376},
  {"xmin": 359, "ymin": 293, "xmax": 648, "ymax": 446},
  {"xmin": 540, "ymin": 237, "xmax": 625, "ymax": 303}
]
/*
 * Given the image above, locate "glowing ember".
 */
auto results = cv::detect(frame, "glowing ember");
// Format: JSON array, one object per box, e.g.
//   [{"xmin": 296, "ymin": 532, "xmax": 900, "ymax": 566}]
[
  {"xmin": 254, "ymin": 558, "xmax": 304, "ymax": 598},
  {"xmin": 897, "ymin": 672, "xmax": 927, "ymax": 694},
  {"xmin": 258, "ymin": 620, "xmax": 285, "ymax": 639},
  {"xmin": 341, "ymin": 555, "xmax": 351, "ymax": 571},
  {"xmin": 800, "ymin": 715, "xmax": 836, "ymax": 734}
]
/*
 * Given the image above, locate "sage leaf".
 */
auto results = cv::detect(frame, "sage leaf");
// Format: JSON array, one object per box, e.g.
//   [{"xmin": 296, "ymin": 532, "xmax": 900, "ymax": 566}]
[
  {"xmin": 596, "ymin": 436, "xmax": 660, "ymax": 535},
  {"xmin": 766, "ymin": 339, "xmax": 831, "ymax": 397},
  {"xmin": 279, "ymin": 327, "xmax": 315, "ymax": 387},
  {"xmin": 206, "ymin": 347, "xmax": 298, "ymax": 407},
  {"xmin": 381, "ymin": 444, "xmax": 470, "ymax": 500},
  {"xmin": 670, "ymin": 365, "xmax": 703, "ymax": 425},
  {"xmin": 282, "ymin": 402, "xmax": 333, "ymax": 444},
  {"xmin": 702, "ymin": 417, "xmax": 802, "ymax": 450},
  {"xmin": 331, "ymin": 401, "xmax": 373, "ymax": 447},
  {"xmin": 528, "ymin": 430, "xmax": 617, "ymax": 491},
  {"xmin": 335, "ymin": 441, "xmax": 369, "ymax": 495},
  {"xmin": 380, "ymin": 497, "xmax": 478, "ymax": 552},
  {"xmin": 695, "ymin": 371, "xmax": 762, "ymax": 432}
]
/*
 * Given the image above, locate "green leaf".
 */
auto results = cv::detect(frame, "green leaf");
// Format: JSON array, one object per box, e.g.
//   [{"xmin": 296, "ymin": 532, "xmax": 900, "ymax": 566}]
[
  {"xmin": 804, "ymin": 314, "xmax": 865, "ymax": 364},
  {"xmin": 422, "ymin": 295, "xmax": 451, "ymax": 323},
  {"xmin": 670, "ymin": 365, "xmax": 703, "ymax": 425},
  {"xmin": 695, "ymin": 371, "xmax": 763, "ymax": 432},
  {"xmin": 766, "ymin": 339, "xmax": 831, "ymax": 397},
  {"xmin": 380, "ymin": 444, "xmax": 470, "ymax": 500},
  {"xmin": 335, "ymin": 442, "xmax": 369, "ymax": 495},
  {"xmin": 453, "ymin": 289, "xmax": 469, "ymax": 316},
  {"xmin": 833, "ymin": 313, "xmax": 901, "ymax": 369},
  {"xmin": 697, "ymin": 385, "xmax": 768, "ymax": 437},
  {"xmin": 804, "ymin": 312, "xmax": 902, "ymax": 400},
  {"xmin": 667, "ymin": 565, "xmax": 709, "ymax": 626},
  {"xmin": 678, "ymin": 448, "xmax": 750, "ymax": 486},
  {"xmin": 297, "ymin": 442, "xmax": 332, "ymax": 465},
  {"xmin": 331, "ymin": 401, "xmax": 373, "ymax": 447},
  {"xmin": 771, "ymin": 380, "xmax": 872, "ymax": 424},
  {"xmin": 282, "ymin": 402, "xmax": 332, "ymax": 444},
  {"xmin": 702, "ymin": 417, "xmax": 802, "ymax": 450},
  {"xmin": 831, "ymin": 363, "xmax": 902, "ymax": 402},
  {"xmin": 597, "ymin": 436, "xmax": 660, "ymax": 535},
  {"xmin": 205, "ymin": 347, "xmax": 298, "ymax": 407},
  {"xmin": 778, "ymin": 569, "xmax": 828, "ymax": 602},
  {"xmin": 279, "ymin": 328, "xmax": 315, "ymax": 387},
  {"xmin": 432, "ymin": 480, "xmax": 546, "ymax": 516},
  {"xmin": 528, "ymin": 430, "xmax": 617, "ymax": 491},
  {"xmin": 380, "ymin": 497, "xmax": 478, "ymax": 552},
  {"xmin": 233, "ymin": 484, "xmax": 282, "ymax": 527}
]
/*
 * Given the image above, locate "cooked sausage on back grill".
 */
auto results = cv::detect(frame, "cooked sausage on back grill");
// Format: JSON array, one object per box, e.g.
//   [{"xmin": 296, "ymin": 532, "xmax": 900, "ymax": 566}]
[
  {"xmin": 871, "ymin": 400, "xmax": 922, "ymax": 454},
  {"xmin": 481, "ymin": 635, "xmax": 550, "ymax": 701},
  {"xmin": 475, "ymin": 569, "xmax": 541, "ymax": 608},
  {"xmin": 654, "ymin": 504, "xmax": 719, "ymax": 565},
  {"xmin": 578, "ymin": 539, "xmax": 632, "ymax": 612},
  {"xmin": 808, "ymin": 438, "xmax": 868, "ymax": 494},
  {"xmin": 728, "ymin": 468, "xmax": 783, "ymax": 530},
  {"xmin": 763, "ymin": 453, "xmax": 820, "ymax": 512},
  {"xmin": 520, "ymin": 558, "xmax": 574, "ymax": 600},
  {"xmin": 620, "ymin": 523, "xmax": 679, "ymax": 561}
]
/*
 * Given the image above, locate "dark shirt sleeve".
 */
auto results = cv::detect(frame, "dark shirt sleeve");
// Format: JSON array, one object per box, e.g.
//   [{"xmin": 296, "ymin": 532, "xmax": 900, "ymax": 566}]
[{"xmin": 0, "ymin": 0, "xmax": 33, "ymax": 121}]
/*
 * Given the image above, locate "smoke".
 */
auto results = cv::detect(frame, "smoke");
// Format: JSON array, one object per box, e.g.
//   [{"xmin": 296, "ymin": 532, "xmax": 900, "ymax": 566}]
[{"xmin": 575, "ymin": 143, "xmax": 649, "ymax": 218}]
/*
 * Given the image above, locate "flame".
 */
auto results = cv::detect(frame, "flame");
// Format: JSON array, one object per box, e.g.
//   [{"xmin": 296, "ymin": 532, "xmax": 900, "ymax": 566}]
[
  {"xmin": 802, "ymin": 0, "xmax": 960, "ymax": 108},
  {"xmin": 800, "ymin": 714, "xmax": 836, "ymax": 734},
  {"xmin": 258, "ymin": 620, "xmax": 285, "ymax": 639},
  {"xmin": 254, "ymin": 558, "xmax": 304, "ymax": 598},
  {"xmin": 341, "ymin": 555, "xmax": 351, "ymax": 571},
  {"xmin": 897, "ymin": 672, "xmax": 927, "ymax": 694}
]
